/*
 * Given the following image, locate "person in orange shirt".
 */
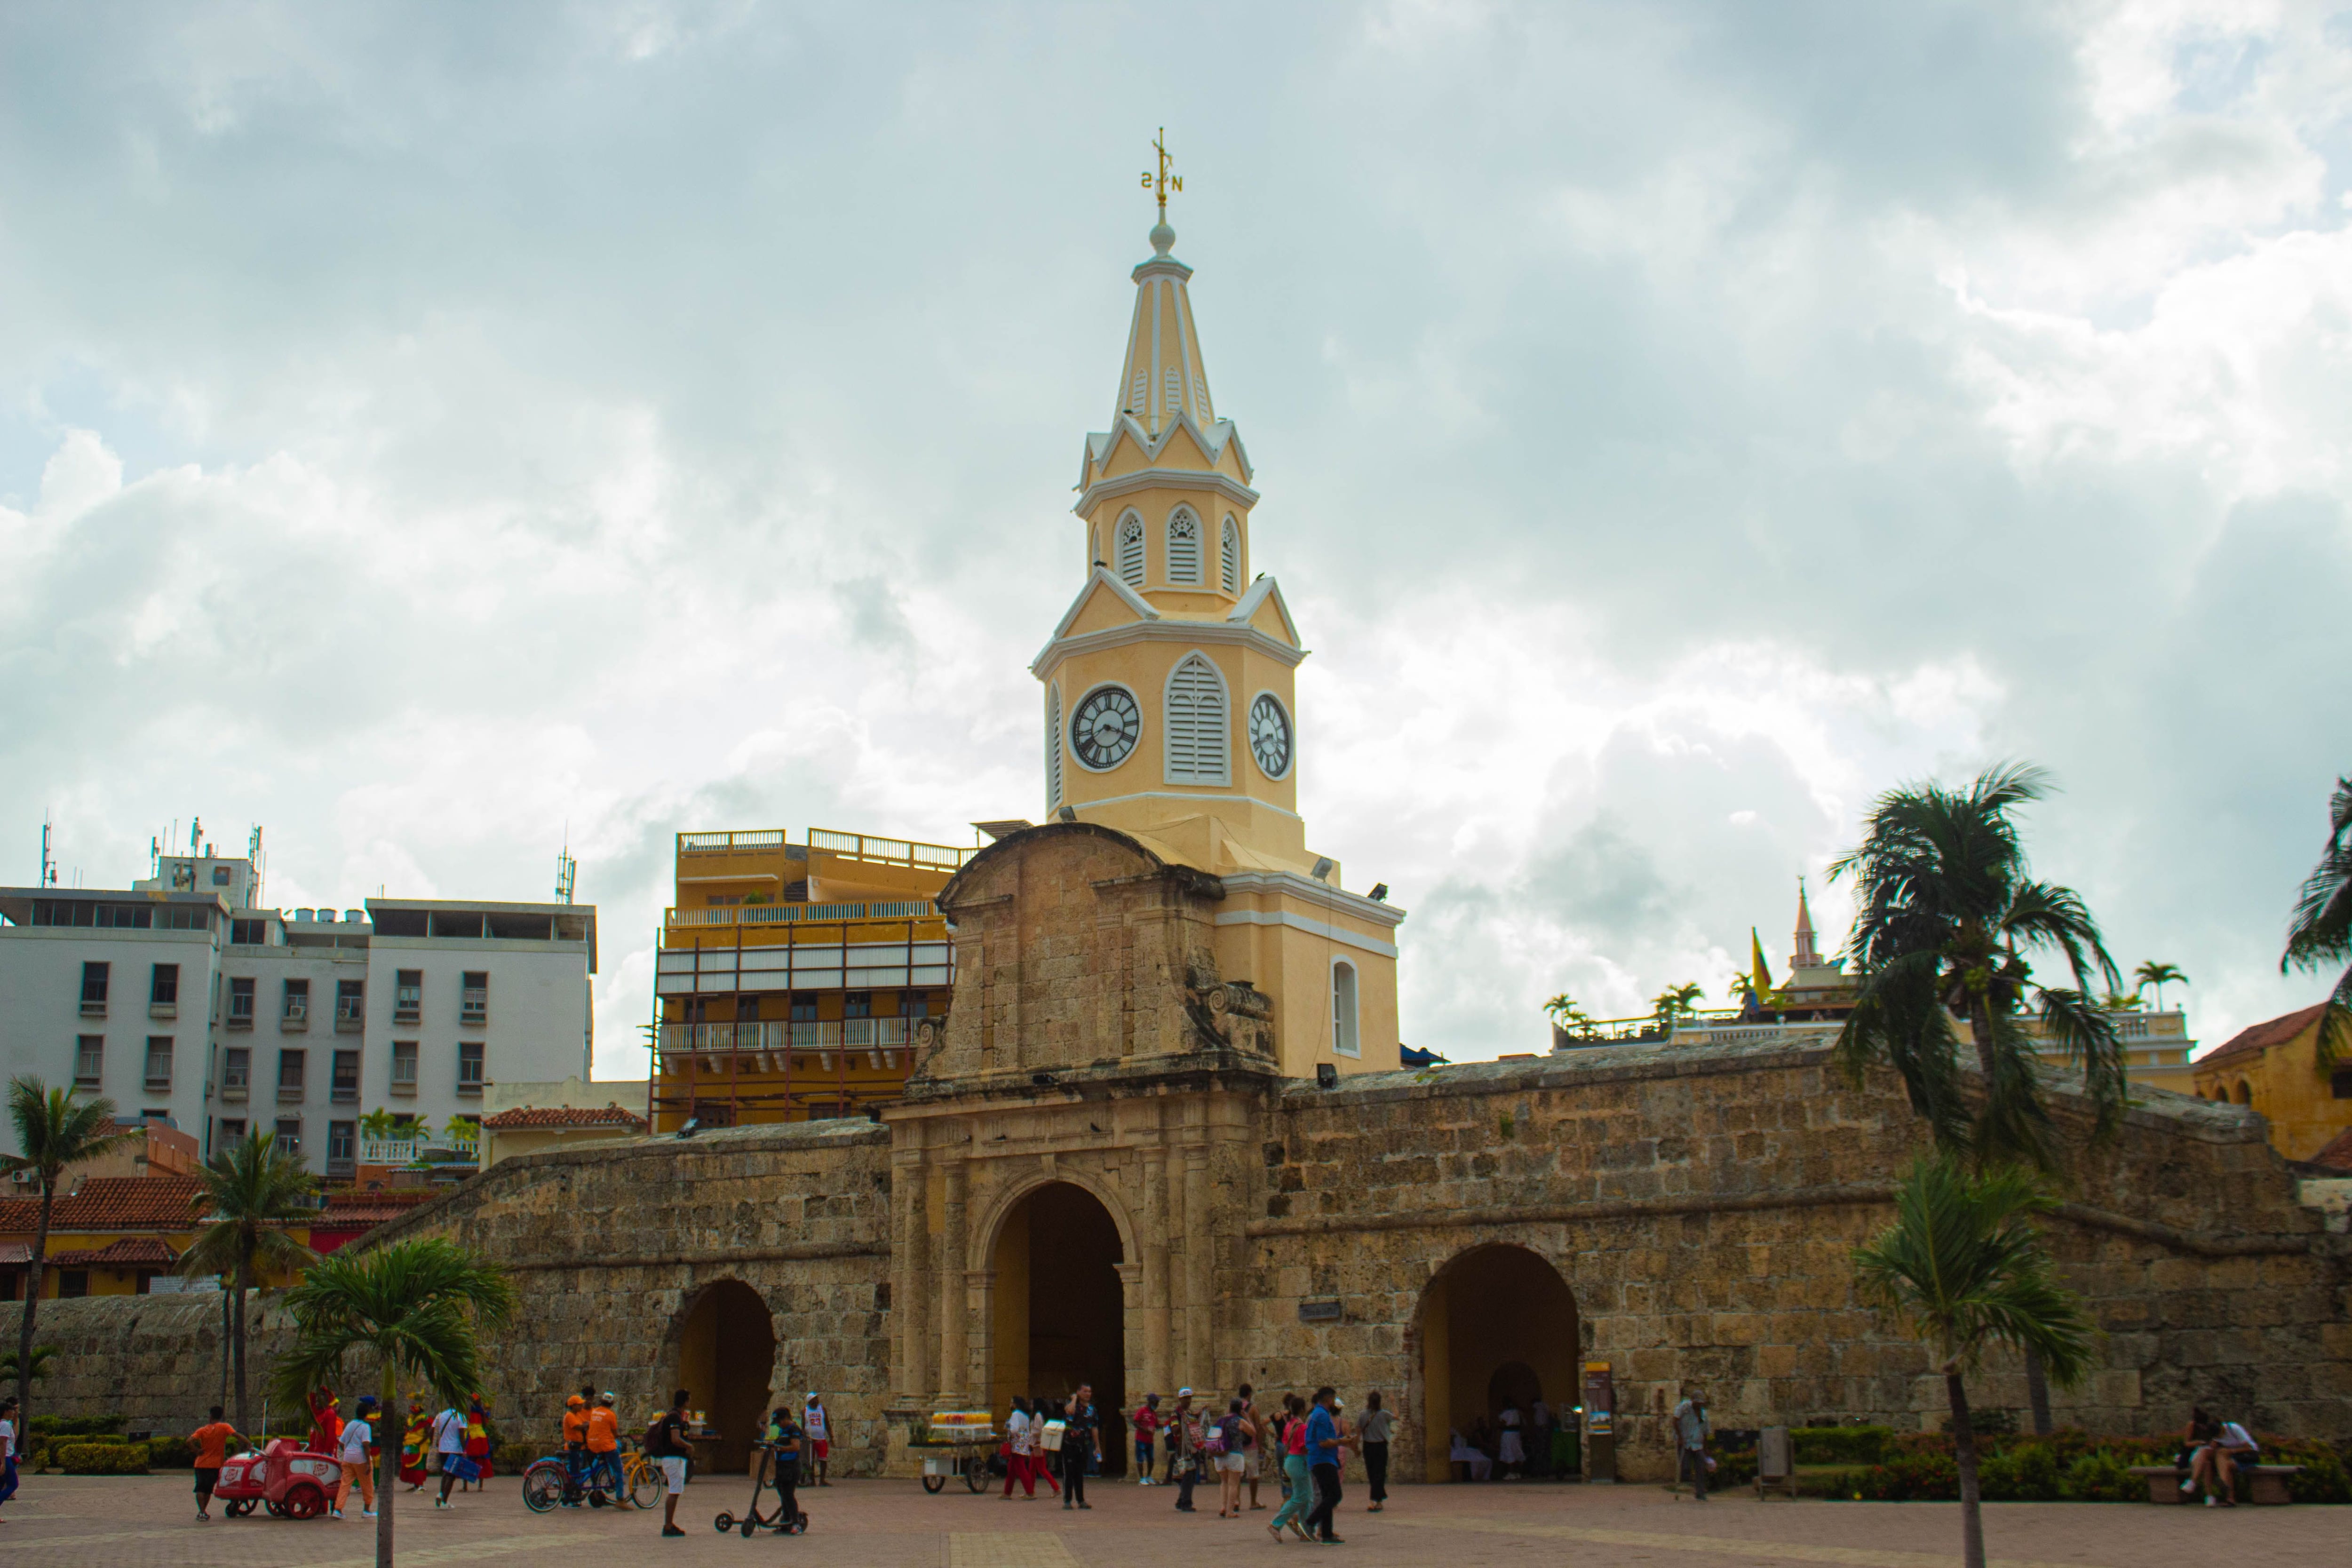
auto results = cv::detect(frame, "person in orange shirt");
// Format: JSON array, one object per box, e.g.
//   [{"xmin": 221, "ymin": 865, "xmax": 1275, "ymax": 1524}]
[
  {"xmin": 585, "ymin": 1392, "xmax": 623, "ymax": 1503},
  {"xmin": 191, "ymin": 1404, "xmax": 238, "ymax": 1522},
  {"xmin": 561, "ymin": 1394, "xmax": 591, "ymax": 1505}
]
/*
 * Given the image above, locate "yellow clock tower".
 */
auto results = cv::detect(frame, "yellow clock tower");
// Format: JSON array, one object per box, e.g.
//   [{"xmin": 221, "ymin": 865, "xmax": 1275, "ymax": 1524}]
[{"xmin": 1030, "ymin": 141, "xmax": 1405, "ymax": 1076}]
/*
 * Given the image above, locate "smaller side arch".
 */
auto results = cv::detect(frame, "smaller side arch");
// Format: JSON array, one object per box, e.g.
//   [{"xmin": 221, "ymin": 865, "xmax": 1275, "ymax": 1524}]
[
  {"xmin": 1116, "ymin": 512, "xmax": 1145, "ymax": 586},
  {"xmin": 1166, "ymin": 508, "xmax": 1202, "ymax": 585},
  {"xmin": 1220, "ymin": 514, "xmax": 1241, "ymax": 593}
]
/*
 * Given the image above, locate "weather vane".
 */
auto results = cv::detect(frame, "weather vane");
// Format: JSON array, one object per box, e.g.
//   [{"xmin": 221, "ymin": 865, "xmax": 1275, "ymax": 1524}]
[{"xmin": 1140, "ymin": 127, "xmax": 1182, "ymax": 220}]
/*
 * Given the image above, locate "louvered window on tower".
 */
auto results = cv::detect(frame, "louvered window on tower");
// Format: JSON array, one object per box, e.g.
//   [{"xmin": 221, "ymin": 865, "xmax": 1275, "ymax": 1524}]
[
  {"xmin": 1117, "ymin": 514, "xmax": 1145, "ymax": 586},
  {"xmin": 1045, "ymin": 683, "xmax": 1065, "ymax": 812},
  {"xmin": 1221, "ymin": 516, "xmax": 1240, "ymax": 593},
  {"xmin": 1195, "ymin": 379, "xmax": 1212, "ymax": 422},
  {"xmin": 1167, "ymin": 511, "xmax": 1201, "ymax": 584},
  {"xmin": 1130, "ymin": 372, "xmax": 1147, "ymax": 416},
  {"xmin": 1164, "ymin": 653, "xmax": 1230, "ymax": 786},
  {"xmin": 1165, "ymin": 366, "xmax": 1182, "ymax": 414}
]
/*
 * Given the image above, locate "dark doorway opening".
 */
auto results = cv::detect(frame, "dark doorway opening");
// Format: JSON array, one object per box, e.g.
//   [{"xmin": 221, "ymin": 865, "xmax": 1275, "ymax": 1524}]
[
  {"xmin": 988, "ymin": 1181, "xmax": 1128, "ymax": 1476},
  {"xmin": 1418, "ymin": 1245, "xmax": 1579, "ymax": 1481},
  {"xmin": 676, "ymin": 1278, "xmax": 778, "ymax": 1473}
]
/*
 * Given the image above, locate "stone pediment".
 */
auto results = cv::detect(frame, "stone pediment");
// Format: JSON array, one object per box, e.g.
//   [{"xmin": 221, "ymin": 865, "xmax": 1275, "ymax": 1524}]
[{"xmin": 914, "ymin": 822, "xmax": 1278, "ymax": 1087}]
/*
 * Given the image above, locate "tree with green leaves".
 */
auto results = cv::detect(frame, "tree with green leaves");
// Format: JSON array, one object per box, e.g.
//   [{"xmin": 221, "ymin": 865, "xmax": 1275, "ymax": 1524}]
[
  {"xmin": 1830, "ymin": 763, "xmax": 2127, "ymax": 1170},
  {"xmin": 2131, "ymin": 961, "xmax": 2187, "ymax": 1012},
  {"xmin": 2282, "ymin": 773, "xmax": 2352, "ymax": 1075},
  {"xmin": 1854, "ymin": 1157, "xmax": 2094, "ymax": 1568},
  {"xmin": 175, "ymin": 1130, "xmax": 320, "ymax": 1434},
  {"xmin": 0, "ymin": 1077, "xmax": 137, "ymax": 1419},
  {"xmin": 1650, "ymin": 981, "xmax": 1704, "ymax": 1034},
  {"xmin": 273, "ymin": 1238, "xmax": 515, "ymax": 1568},
  {"xmin": 1542, "ymin": 993, "xmax": 1591, "ymax": 1037},
  {"xmin": 0, "ymin": 1346, "xmax": 57, "ymax": 1384}
]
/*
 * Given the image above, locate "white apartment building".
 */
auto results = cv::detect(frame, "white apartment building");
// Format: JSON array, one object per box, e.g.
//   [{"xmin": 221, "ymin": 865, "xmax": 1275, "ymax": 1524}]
[{"xmin": 0, "ymin": 852, "xmax": 596, "ymax": 1181}]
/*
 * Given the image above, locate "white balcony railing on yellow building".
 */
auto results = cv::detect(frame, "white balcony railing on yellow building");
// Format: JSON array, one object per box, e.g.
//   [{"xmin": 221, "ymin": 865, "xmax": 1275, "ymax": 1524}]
[
  {"xmin": 675, "ymin": 826, "xmax": 978, "ymax": 869},
  {"xmin": 657, "ymin": 1018, "xmax": 921, "ymax": 1072},
  {"xmin": 665, "ymin": 900, "xmax": 938, "ymax": 928}
]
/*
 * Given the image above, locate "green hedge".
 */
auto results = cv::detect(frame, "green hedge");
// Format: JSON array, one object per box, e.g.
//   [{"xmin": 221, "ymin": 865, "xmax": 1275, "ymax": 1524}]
[
  {"xmin": 144, "ymin": 1435, "xmax": 193, "ymax": 1468},
  {"xmin": 1823, "ymin": 1431, "xmax": 2352, "ymax": 1504},
  {"xmin": 27, "ymin": 1414, "xmax": 125, "ymax": 1438},
  {"xmin": 56, "ymin": 1442, "xmax": 148, "ymax": 1475},
  {"xmin": 1792, "ymin": 1426, "xmax": 1894, "ymax": 1467}
]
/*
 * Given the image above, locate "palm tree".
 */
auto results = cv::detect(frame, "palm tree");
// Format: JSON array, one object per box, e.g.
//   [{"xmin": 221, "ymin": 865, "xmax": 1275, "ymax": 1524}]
[
  {"xmin": 1542, "ymin": 994, "xmax": 1591, "ymax": 1037},
  {"xmin": 273, "ymin": 1238, "xmax": 516, "ymax": 1568},
  {"xmin": 1650, "ymin": 982, "xmax": 1704, "ymax": 1034},
  {"xmin": 1854, "ymin": 1158, "xmax": 2093, "ymax": 1568},
  {"xmin": 0, "ymin": 1346, "xmax": 57, "ymax": 1384},
  {"xmin": 176, "ymin": 1130, "xmax": 320, "ymax": 1434},
  {"xmin": 2131, "ymin": 961, "xmax": 2188, "ymax": 1012},
  {"xmin": 0, "ymin": 1077, "xmax": 137, "ymax": 1419},
  {"xmin": 1830, "ymin": 763, "xmax": 2128, "ymax": 1169},
  {"xmin": 2282, "ymin": 773, "xmax": 2352, "ymax": 1074}
]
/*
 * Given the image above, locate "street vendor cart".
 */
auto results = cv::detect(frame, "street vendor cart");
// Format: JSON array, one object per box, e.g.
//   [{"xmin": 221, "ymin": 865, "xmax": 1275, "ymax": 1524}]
[{"xmin": 911, "ymin": 1409, "xmax": 994, "ymax": 1494}]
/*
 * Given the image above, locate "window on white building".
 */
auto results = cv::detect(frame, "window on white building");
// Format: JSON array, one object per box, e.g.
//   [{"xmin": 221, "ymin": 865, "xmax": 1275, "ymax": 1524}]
[
  {"xmin": 222, "ymin": 1047, "xmax": 250, "ymax": 1098},
  {"xmin": 277, "ymin": 1049, "xmax": 305, "ymax": 1100},
  {"xmin": 461, "ymin": 972, "xmax": 488, "ymax": 1023},
  {"xmin": 273, "ymin": 1117, "xmax": 301, "ymax": 1157},
  {"xmin": 143, "ymin": 1037, "xmax": 173, "ymax": 1092},
  {"xmin": 74, "ymin": 1036, "xmax": 102, "ymax": 1088},
  {"xmin": 457, "ymin": 1039, "xmax": 485, "ymax": 1094},
  {"xmin": 390, "ymin": 1040, "xmax": 419, "ymax": 1091}
]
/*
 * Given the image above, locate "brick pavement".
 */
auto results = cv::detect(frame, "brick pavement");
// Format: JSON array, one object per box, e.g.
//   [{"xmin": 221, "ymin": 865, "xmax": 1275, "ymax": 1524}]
[{"xmin": 0, "ymin": 1474, "xmax": 2335, "ymax": 1568}]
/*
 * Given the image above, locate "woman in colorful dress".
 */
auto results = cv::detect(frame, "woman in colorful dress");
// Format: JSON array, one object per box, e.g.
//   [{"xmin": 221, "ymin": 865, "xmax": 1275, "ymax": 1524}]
[
  {"xmin": 398, "ymin": 1401, "xmax": 429, "ymax": 1489},
  {"xmin": 462, "ymin": 1396, "xmax": 493, "ymax": 1488}
]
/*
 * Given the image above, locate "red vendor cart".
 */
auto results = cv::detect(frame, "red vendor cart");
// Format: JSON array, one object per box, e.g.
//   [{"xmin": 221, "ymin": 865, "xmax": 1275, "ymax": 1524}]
[{"xmin": 214, "ymin": 1438, "xmax": 344, "ymax": 1520}]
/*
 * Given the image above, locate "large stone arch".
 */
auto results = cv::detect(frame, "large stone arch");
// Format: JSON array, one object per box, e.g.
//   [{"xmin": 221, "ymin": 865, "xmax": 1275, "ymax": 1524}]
[
  {"xmin": 1406, "ymin": 1241, "xmax": 1584, "ymax": 1482},
  {"xmin": 660, "ymin": 1275, "xmax": 780, "ymax": 1473},
  {"xmin": 967, "ymin": 1164, "xmax": 1142, "ymax": 1276}
]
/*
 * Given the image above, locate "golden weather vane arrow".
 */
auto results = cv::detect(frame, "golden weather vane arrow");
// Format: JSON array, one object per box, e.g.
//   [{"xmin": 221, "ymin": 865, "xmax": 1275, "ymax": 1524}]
[{"xmin": 1140, "ymin": 126, "xmax": 1183, "ymax": 220}]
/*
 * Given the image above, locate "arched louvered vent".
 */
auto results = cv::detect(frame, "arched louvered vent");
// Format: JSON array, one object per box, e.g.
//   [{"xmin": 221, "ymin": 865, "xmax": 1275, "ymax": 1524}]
[
  {"xmin": 1117, "ymin": 514, "xmax": 1145, "ymax": 586},
  {"xmin": 1164, "ymin": 653, "xmax": 1230, "ymax": 786},
  {"xmin": 1220, "ymin": 515, "xmax": 1240, "ymax": 593},
  {"xmin": 1167, "ymin": 511, "xmax": 1201, "ymax": 585}
]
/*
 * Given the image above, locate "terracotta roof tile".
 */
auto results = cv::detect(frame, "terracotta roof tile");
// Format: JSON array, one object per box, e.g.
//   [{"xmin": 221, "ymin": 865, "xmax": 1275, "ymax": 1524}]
[
  {"xmin": 0, "ymin": 1176, "xmax": 202, "ymax": 1236},
  {"xmin": 46, "ymin": 1237, "xmax": 179, "ymax": 1268},
  {"xmin": 2195, "ymin": 1003, "xmax": 2328, "ymax": 1071},
  {"xmin": 2310, "ymin": 1128, "xmax": 2352, "ymax": 1173},
  {"xmin": 480, "ymin": 1106, "xmax": 647, "ymax": 1132}
]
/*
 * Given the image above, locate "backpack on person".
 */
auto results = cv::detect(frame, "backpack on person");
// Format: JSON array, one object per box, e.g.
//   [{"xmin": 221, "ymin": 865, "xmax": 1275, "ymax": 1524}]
[
  {"xmin": 644, "ymin": 1415, "xmax": 670, "ymax": 1457},
  {"xmin": 1204, "ymin": 1419, "xmax": 1228, "ymax": 1457}
]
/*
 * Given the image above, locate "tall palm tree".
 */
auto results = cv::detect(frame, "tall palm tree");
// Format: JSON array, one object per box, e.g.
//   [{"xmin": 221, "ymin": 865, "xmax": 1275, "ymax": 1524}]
[
  {"xmin": 273, "ymin": 1238, "xmax": 516, "ymax": 1568},
  {"xmin": 2131, "ymin": 961, "xmax": 2188, "ymax": 1012},
  {"xmin": 176, "ymin": 1130, "xmax": 320, "ymax": 1433},
  {"xmin": 1650, "ymin": 982, "xmax": 1704, "ymax": 1034},
  {"xmin": 1830, "ymin": 763, "xmax": 2128, "ymax": 1169},
  {"xmin": 2282, "ymin": 773, "xmax": 2352, "ymax": 1074},
  {"xmin": 1853, "ymin": 1158, "xmax": 2094, "ymax": 1568},
  {"xmin": 0, "ymin": 1077, "xmax": 137, "ymax": 1420}
]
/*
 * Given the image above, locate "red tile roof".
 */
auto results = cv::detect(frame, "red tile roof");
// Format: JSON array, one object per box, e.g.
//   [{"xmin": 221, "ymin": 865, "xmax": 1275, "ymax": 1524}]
[
  {"xmin": 480, "ymin": 1106, "xmax": 646, "ymax": 1132},
  {"xmin": 46, "ymin": 1237, "xmax": 179, "ymax": 1268},
  {"xmin": 0, "ymin": 1176, "xmax": 202, "ymax": 1236},
  {"xmin": 2310, "ymin": 1128, "xmax": 2352, "ymax": 1173},
  {"xmin": 2195, "ymin": 1003, "xmax": 2328, "ymax": 1072}
]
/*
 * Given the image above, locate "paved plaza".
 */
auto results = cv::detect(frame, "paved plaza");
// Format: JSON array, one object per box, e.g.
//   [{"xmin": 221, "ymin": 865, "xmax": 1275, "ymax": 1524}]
[{"xmin": 0, "ymin": 1473, "xmax": 2336, "ymax": 1568}]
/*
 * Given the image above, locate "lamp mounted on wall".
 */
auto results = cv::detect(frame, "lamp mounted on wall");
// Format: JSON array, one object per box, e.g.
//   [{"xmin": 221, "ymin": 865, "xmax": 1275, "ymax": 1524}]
[{"xmin": 1311, "ymin": 857, "xmax": 1335, "ymax": 882}]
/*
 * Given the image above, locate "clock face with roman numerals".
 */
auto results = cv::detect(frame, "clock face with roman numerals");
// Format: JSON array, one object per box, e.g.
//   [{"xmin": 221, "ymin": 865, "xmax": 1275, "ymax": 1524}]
[
  {"xmin": 1071, "ymin": 685, "xmax": 1141, "ymax": 770},
  {"xmin": 1249, "ymin": 692, "xmax": 1292, "ymax": 780}
]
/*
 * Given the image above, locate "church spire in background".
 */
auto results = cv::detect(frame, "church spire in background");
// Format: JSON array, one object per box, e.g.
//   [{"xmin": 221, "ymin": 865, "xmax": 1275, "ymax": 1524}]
[{"xmin": 1792, "ymin": 878, "xmax": 1820, "ymax": 969}]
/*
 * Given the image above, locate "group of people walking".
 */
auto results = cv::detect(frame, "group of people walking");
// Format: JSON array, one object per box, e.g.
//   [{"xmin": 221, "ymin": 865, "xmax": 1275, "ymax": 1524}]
[
  {"xmin": 998, "ymin": 1385, "xmax": 1102, "ymax": 1508},
  {"xmin": 1123, "ymin": 1385, "xmax": 1392, "ymax": 1544}
]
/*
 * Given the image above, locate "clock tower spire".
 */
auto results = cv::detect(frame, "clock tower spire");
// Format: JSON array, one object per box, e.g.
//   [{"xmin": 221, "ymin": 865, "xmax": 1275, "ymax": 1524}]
[{"xmin": 1026, "ymin": 154, "xmax": 1405, "ymax": 1079}]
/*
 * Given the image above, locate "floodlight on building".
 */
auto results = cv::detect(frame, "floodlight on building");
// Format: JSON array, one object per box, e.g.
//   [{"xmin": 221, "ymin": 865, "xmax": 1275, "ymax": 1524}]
[
  {"xmin": 1311, "ymin": 858, "xmax": 1335, "ymax": 881},
  {"xmin": 1368, "ymin": 883, "xmax": 1389, "ymax": 903}
]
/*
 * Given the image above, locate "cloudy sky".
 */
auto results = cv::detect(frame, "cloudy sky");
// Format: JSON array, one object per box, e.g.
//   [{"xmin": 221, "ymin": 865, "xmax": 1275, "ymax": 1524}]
[{"xmin": 3, "ymin": 1, "xmax": 2347, "ymax": 1074}]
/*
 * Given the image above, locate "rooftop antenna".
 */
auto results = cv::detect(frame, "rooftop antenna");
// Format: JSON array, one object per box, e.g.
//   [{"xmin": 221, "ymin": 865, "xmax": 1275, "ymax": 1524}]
[
  {"xmin": 40, "ymin": 815, "xmax": 58, "ymax": 888},
  {"xmin": 248, "ymin": 825, "xmax": 266, "ymax": 909},
  {"xmin": 189, "ymin": 816, "xmax": 202, "ymax": 856},
  {"xmin": 150, "ymin": 836, "xmax": 161, "ymax": 877},
  {"xmin": 556, "ymin": 839, "xmax": 577, "ymax": 905}
]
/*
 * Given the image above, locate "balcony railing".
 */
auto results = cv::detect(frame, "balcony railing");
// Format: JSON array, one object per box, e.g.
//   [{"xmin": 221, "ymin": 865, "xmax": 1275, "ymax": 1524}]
[
  {"xmin": 679, "ymin": 829, "xmax": 787, "ymax": 853},
  {"xmin": 657, "ymin": 1018, "xmax": 920, "ymax": 1070},
  {"xmin": 807, "ymin": 827, "xmax": 977, "ymax": 870},
  {"xmin": 667, "ymin": 900, "xmax": 938, "ymax": 929},
  {"xmin": 358, "ymin": 1135, "xmax": 478, "ymax": 1167}
]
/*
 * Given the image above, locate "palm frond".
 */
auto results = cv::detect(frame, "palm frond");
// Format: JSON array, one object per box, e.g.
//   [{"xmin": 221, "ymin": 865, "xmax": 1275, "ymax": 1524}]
[
  {"xmin": 1970, "ymin": 1011, "xmax": 2057, "ymax": 1172},
  {"xmin": 1835, "ymin": 950, "xmax": 1971, "ymax": 1146},
  {"xmin": 1853, "ymin": 1156, "xmax": 2095, "ymax": 1382},
  {"xmin": 270, "ymin": 1237, "xmax": 517, "ymax": 1411},
  {"xmin": 2034, "ymin": 987, "xmax": 2130, "ymax": 1142},
  {"xmin": 4, "ymin": 1078, "xmax": 139, "ymax": 1181},
  {"xmin": 2001, "ymin": 881, "xmax": 2123, "ymax": 997},
  {"xmin": 2283, "ymin": 775, "xmax": 2352, "ymax": 973}
]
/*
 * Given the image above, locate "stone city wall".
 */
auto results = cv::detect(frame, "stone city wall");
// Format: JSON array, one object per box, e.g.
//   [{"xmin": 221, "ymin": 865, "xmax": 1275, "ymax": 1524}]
[
  {"xmin": 0, "ymin": 1293, "xmax": 294, "ymax": 1437},
  {"xmin": 1229, "ymin": 1040, "xmax": 2352, "ymax": 1483}
]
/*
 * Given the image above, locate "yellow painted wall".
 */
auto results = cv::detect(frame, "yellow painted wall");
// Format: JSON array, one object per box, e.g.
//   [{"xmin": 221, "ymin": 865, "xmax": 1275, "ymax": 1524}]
[{"xmin": 2192, "ymin": 1013, "xmax": 2352, "ymax": 1161}]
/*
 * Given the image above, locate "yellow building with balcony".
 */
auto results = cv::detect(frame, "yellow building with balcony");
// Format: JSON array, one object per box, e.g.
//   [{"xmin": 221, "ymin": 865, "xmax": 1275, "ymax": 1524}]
[{"xmin": 651, "ymin": 828, "xmax": 978, "ymax": 1130}]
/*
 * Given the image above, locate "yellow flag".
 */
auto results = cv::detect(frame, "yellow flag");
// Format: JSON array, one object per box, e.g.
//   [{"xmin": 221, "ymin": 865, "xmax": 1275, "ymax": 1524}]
[{"xmin": 1749, "ymin": 929, "xmax": 1774, "ymax": 995}]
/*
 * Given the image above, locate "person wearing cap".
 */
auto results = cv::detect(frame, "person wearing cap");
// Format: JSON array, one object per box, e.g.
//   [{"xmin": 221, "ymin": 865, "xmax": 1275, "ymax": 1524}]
[
  {"xmin": 587, "ymin": 1391, "xmax": 624, "ymax": 1502},
  {"xmin": 1672, "ymin": 1386, "xmax": 1710, "ymax": 1501},
  {"xmin": 1164, "ymin": 1389, "xmax": 1193, "ymax": 1488},
  {"xmin": 803, "ymin": 1393, "xmax": 832, "ymax": 1486}
]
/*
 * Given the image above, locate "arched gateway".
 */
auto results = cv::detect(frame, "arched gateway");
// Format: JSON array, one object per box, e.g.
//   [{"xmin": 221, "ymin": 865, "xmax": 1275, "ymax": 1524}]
[
  {"xmin": 1414, "ymin": 1245, "xmax": 1580, "ymax": 1481},
  {"xmin": 986, "ymin": 1180, "xmax": 1130, "ymax": 1473}
]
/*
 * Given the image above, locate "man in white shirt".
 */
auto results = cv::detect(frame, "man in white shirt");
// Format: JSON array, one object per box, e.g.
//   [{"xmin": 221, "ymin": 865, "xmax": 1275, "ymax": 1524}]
[
  {"xmin": 334, "ymin": 1396, "xmax": 378, "ymax": 1520},
  {"xmin": 2209, "ymin": 1420, "xmax": 2260, "ymax": 1506},
  {"xmin": 804, "ymin": 1393, "xmax": 831, "ymax": 1487},
  {"xmin": 431, "ymin": 1405, "xmax": 469, "ymax": 1508}
]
